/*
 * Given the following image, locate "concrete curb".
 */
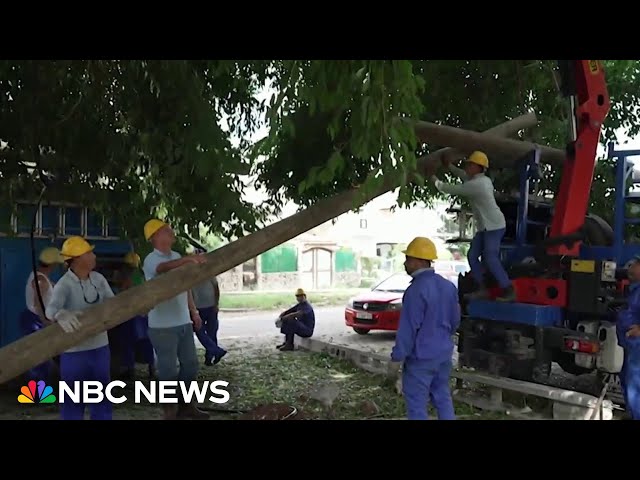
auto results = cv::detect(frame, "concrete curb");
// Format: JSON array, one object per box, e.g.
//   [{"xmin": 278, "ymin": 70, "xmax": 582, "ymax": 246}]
[{"xmin": 298, "ymin": 337, "xmax": 614, "ymax": 420}]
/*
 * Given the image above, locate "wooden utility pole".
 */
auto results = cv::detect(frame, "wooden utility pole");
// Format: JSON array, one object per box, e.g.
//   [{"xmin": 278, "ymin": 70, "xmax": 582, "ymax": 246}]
[{"xmin": 0, "ymin": 113, "xmax": 557, "ymax": 383}]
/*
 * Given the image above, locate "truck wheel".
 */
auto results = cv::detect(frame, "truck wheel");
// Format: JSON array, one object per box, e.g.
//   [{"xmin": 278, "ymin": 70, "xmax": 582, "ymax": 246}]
[{"xmin": 353, "ymin": 327, "xmax": 370, "ymax": 335}]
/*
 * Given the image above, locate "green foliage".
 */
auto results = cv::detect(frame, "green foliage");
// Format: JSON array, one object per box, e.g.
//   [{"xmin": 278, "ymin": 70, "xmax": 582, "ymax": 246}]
[{"xmin": 2, "ymin": 60, "xmax": 640, "ymax": 245}]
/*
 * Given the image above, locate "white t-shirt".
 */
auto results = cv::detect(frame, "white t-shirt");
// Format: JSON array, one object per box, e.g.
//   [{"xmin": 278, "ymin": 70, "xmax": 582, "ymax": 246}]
[{"xmin": 25, "ymin": 271, "xmax": 54, "ymax": 315}]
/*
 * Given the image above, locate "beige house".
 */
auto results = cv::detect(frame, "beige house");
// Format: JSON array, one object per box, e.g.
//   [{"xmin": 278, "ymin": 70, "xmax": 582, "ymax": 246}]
[{"xmin": 216, "ymin": 191, "xmax": 456, "ymax": 292}]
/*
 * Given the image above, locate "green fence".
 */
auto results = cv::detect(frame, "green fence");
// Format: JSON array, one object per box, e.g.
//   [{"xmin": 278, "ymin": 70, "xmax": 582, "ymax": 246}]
[
  {"xmin": 260, "ymin": 244, "xmax": 298, "ymax": 273},
  {"xmin": 335, "ymin": 248, "xmax": 357, "ymax": 272}
]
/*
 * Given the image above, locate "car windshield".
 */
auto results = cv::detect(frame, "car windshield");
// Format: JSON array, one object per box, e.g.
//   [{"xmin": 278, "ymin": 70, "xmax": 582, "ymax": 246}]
[{"xmin": 373, "ymin": 273, "xmax": 412, "ymax": 293}]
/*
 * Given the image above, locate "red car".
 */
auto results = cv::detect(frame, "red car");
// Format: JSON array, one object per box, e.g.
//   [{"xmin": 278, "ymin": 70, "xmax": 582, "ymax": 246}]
[
  {"xmin": 345, "ymin": 264, "xmax": 468, "ymax": 335},
  {"xmin": 345, "ymin": 273, "xmax": 411, "ymax": 335}
]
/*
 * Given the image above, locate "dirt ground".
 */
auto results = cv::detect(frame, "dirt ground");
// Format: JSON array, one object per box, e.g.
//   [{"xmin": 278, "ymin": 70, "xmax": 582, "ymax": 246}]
[{"xmin": 0, "ymin": 337, "xmax": 511, "ymax": 420}]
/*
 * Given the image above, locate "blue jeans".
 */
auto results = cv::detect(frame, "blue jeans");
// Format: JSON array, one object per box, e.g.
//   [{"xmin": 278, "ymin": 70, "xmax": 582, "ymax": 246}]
[
  {"xmin": 468, "ymin": 228, "xmax": 511, "ymax": 288},
  {"xmin": 60, "ymin": 345, "xmax": 112, "ymax": 420},
  {"xmin": 402, "ymin": 357, "xmax": 455, "ymax": 420},
  {"xmin": 195, "ymin": 307, "xmax": 226, "ymax": 362},
  {"xmin": 148, "ymin": 324, "xmax": 199, "ymax": 383}
]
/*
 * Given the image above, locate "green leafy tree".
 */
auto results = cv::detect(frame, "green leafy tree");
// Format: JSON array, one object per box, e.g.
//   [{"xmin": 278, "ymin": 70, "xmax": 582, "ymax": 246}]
[{"xmin": 2, "ymin": 60, "xmax": 640, "ymax": 245}]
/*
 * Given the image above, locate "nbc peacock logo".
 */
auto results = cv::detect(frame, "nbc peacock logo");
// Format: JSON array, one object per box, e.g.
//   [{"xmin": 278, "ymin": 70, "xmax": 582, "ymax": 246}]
[{"xmin": 18, "ymin": 380, "xmax": 57, "ymax": 404}]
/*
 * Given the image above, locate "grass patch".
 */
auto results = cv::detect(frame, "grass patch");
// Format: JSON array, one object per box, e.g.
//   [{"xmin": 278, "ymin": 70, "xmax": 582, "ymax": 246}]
[
  {"xmin": 0, "ymin": 348, "xmax": 508, "ymax": 420},
  {"xmin": 200, "ymin": 348, "xmax": 504, "ymax": 420},
  {"xmin": 219, "ymin": 289, "xmax": 365, "ymax": 311}
]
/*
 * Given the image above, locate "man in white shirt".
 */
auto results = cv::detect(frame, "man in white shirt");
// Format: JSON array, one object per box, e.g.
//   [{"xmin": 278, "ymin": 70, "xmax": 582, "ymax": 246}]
[
  {"xmin": 20, "ymin": 246, "xmax": 65, "ymax": 381},
  {"xmin": 430, "ymin": 151, "xmax": 515, "ymax": 302},
  {"xmin": 143, "ymin": 218, "xmax": 209, "ymax": 420},
  {"xmin": 46, "ymin": 236, "xmax": 116, "ymax": 420}
]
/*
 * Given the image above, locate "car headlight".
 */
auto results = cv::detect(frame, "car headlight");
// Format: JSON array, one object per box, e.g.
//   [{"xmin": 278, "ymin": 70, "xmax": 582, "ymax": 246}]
[
  {"xmin": 388, "ymin": 299, "xmax": 402, "ymax": 311},
  {"xmin": 347, "ymin": 298, "xmax": 354, "ymax": 308}
]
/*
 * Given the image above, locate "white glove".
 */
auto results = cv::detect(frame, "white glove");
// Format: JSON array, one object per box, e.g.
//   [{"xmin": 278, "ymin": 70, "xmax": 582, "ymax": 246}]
[
  {"xmin": 275, "ymin": 318, "xmax": 283, "ymax": 328},
  {"xmin": 55, "ymin": 310, "xmax": 81, "ymax": 333}
]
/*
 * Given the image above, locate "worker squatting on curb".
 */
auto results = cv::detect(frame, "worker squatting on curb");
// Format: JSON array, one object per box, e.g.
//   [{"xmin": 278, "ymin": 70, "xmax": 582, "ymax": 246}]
[
  {"xmin": 142, "ymin": 218, "xmax": 210, "ymax": 420},
  {"xmin": 429, "ymin": 151, "xmax": 515, "ymax": 302},
  {"xmin": 390, "ymin": 236, "xmax": 460, "ymax": 420},
  {"xmin": 275, "ymin": 288, "xmax": 315, "ymax": 351},
  {"xmin": 617, "ymin": 256, "xmax": 640, "ymax": 420},
  {"xmin": 46, "ymin": 236, "xmax": 116, "ymax": 420}
]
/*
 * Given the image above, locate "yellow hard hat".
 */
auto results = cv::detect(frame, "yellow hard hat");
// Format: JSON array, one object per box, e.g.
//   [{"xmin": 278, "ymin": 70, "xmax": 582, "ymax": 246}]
[
  {"xmin": 144, "ymin": 219, "xmax": 168, "ymax": 241},
  {"xmin": 124, "ymin": 252, "xmax": 140, "ymax": 268},
  {"xmin": 402, "ymin": 237, "xmax": 438, "ymax": 261},
  {"xmin": 295, "ymin": 288, "xmax": 306, "ymax": 296},
  {"xmin": 39, "ymin": 247, "xmax": 64, "ymax": 265},
  {"xmin": 60, "ymin": 236, "xmax": 95, "ymax": 259},
  {"xmin": 467, "ymin": 151, "xmax": 489, "ymax": 169}
]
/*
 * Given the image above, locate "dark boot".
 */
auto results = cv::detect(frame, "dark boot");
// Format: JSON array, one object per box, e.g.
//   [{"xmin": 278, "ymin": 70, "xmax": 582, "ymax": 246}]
[
  {"xmin": 276, "ymin": 336, "xmax": 288, "ymax": 349},
  {"xmin": 279, "ymin": 334, "xmax": 295, "ymax": 352},
  {"xmin": 213, "ymin": 350, "xmax": 227, "ymax": 365},
  {"xmin": 463, "ymin": 286, "xmax": 491, "ymax": 301},
  {"xmin": 496, "ymin": 285, "xmax": 516, "ymax": 302}
]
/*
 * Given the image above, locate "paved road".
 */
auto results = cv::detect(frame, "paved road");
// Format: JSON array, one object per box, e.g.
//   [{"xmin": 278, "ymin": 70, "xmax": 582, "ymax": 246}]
[{"xmin": 217, "ymin": 306, "xmax": 350, "ymax": 342}]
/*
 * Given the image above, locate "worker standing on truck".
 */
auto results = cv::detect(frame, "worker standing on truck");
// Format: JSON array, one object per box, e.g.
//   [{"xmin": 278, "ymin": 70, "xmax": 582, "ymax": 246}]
[
  {"xmin": 46, "ymin": 236, "xmax": 116, "ymax": 420},
  {"xmin": 142, "ymin": 219, "xmax": 209, "ymax": 420},
  {"xmin": 391, "ymin": 237, "xmax": 459, "ymax": 420},
  {"xmin": 429, "ymin": 151, "xmax": 515, "ymax": 302},
  {"xmin": 20, "ymin": 246, "xmax": 65, "ymax": 381},
  {"xmin": 617, "ymin": 256, "xmax": 640, "ymax": 419},
  {"xmin": 190, "ymin": 248, "xmax": 227, "ymax": 366},
  {"xmin": 275, "ymin": 288, "xmax": 315, "ymax": 351}
]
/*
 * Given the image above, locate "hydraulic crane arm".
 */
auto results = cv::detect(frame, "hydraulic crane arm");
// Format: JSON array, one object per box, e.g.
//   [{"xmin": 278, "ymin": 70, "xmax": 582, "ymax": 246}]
[{"xmin": 546, "ymin": 60, "xmax": 611, "ymax": 257}]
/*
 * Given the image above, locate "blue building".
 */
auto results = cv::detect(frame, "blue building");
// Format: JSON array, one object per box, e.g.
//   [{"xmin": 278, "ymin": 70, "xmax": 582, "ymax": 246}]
[{"xmin": 0, "ymin": 201, "xmax": 132, "ymax": 347}]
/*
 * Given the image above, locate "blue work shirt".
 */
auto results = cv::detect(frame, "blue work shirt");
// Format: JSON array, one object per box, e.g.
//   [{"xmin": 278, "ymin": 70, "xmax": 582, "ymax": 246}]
[
  {"xmin": 191, "ymin": 278, "xmax": 218, "ymax": 309},
  {"xmin": 143, "ymin": 249, "xmax": 191, "ymax": 329},
  {"xmin": 391, "ymin": 268, "xmax": 460, "ymax": 363},
  {"xmin": 283, "ymin": 300, "xmax": 315, "ymax": 336},
  {"xmin": 617, "ymin": 282, "xmax": 640, "ymax": 348}
]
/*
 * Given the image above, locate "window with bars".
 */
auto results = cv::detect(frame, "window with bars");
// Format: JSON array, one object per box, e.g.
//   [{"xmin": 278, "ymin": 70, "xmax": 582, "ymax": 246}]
[{"xmin": 0, "ymin": 203, "xmax": 121, "ymax": 239}]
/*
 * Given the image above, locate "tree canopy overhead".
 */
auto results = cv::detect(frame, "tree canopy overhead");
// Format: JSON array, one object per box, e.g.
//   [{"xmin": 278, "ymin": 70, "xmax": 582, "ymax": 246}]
[{"xmin": 2, "ymin": 59, "xmax": 639, "ymax": 243}]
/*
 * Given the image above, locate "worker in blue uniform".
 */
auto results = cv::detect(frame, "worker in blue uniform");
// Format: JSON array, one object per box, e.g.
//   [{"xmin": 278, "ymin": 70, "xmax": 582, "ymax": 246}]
[
  {"xmin": 20, "ymin": 246, "xmax": 65, "ymax": 382},
  {"xmin": 46, "ymin": 236, "xmax": 116, "ymax": 420},
  {"xmin": 110, "ymin": 252, "xmax": 156, "ymax": 379},
  {"xmin": 276, "ymin": 288, "xmax": 315, "ymax": 351},
  {"xmin": 191, "ymin": 248, "xmax": 227, "ymax": 366},
  {"xmin": 391, "ymin": 237, "xmax": 460, "ymax": 420},
  {"xmin": 617, "ymin": 256, "xmax": 640, "ymax": 419}
]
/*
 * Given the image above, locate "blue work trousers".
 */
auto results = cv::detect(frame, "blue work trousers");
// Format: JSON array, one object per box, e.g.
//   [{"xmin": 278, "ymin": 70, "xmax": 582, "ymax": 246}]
[
  {"xmin": 59, "ymin": 345, "xmax": 112, "ymax": 420},
  {"xmin": 468, "ymin": 228, "xmax": 511, "ymax": 288},
  {"xmin": 623, "ymin": 337, "xmax": 640, "ymax": 420},
  {"xmin": 20, "ymin": 309, "xmax": 52, "ymax": 382},
  {"xmin": 281, "ymin": 318, "xmax": 313, "ymax": 338},
  {"xmin": 402, "ymin": 357, "xmax": 455, "ymax": 420},
  {"xmin": 148, "ymin": 324, "xmax": 199, "ymax": 383},
  {"xmin": 112, "ymin": 316, "xmax": 155, "ymax": 369},
  {"xmin": 195, "ymin": 307, "xmax": 226, "ymax": 362}
]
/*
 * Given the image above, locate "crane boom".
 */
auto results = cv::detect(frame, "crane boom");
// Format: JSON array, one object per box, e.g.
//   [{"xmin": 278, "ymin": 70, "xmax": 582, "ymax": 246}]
[{"xmin": 547, "ymin": 60, "xmax": 611, "ymax": 256}]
